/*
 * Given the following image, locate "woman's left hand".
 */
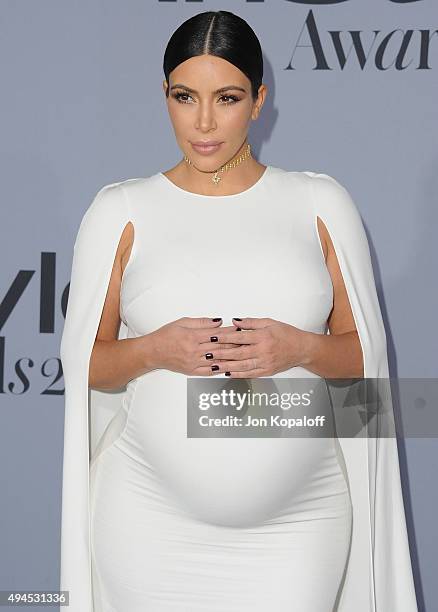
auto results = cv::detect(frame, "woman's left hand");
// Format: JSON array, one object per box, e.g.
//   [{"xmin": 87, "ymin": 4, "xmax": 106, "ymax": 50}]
[{"xmin": 206, "ymin": 317, "xmax": 309, "ymax": 378}]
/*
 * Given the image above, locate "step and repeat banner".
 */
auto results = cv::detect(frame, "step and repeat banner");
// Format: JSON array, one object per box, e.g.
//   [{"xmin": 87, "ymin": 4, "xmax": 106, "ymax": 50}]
[{"xmin": 1, "ymin": 1, "xmax": 436, "ymax": 610}]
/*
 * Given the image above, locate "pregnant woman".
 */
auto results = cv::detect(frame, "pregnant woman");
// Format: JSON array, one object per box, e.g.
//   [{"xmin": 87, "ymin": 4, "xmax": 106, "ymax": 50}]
[{"xmin": 59, "ymin": 9, "xmax": 418, "ymax": 612}]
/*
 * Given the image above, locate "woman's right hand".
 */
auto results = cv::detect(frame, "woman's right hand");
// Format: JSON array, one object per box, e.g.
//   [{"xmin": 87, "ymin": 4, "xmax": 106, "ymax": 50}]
[{"xmin": 149, "ymin": 317, "xmax": 240, "ymax": 376}]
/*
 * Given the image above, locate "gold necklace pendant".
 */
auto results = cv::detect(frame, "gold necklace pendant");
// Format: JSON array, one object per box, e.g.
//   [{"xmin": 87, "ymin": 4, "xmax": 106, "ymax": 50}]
[{"xmin": 184, "ymin": 142, "xmax": 252, "ymax": 187}]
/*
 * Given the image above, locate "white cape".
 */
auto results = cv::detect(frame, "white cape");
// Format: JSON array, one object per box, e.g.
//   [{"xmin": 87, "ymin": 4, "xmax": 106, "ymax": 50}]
[{"xmin": 59, "ymin": 171, "xmax": 418, "ymax": 611}]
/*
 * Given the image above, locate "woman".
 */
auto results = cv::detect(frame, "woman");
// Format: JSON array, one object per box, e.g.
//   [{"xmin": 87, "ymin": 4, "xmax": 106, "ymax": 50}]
[{"xmin": 59, "ymin": 9, "xmax": 418, "ymax": 612}]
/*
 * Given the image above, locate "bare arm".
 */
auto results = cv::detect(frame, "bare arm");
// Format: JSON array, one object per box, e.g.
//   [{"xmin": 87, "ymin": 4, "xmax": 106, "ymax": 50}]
[
  {"xmin": 300, "ymin": 217, "xmax": 364, "ymax": 378},
  {"xmin": 300, "ymin": 329, "xmax": 363, "ymax": 378},
  {"xmin": 88, "ymin": 221, "xmax": 158, "ymax": 390}
]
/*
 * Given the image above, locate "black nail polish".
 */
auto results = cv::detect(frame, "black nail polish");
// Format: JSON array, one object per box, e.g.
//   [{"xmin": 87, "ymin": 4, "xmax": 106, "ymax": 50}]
[
  {"xmin": 225, "ymin": 371, "xmax": 231, "ymax": 376},
  {"xmin": 212, "ymin": 317, "xmax": 222, "ymax": 322},
  {"xmin": 233, "ymin": 317, "xmax": 242, "ymax": 321},
  {"xmin": 210, "ymin": 336, "xmax": 218, "ymax": 342},
  {"xmin": 211, "ymin": 365, "xmax": 219, "ymax": 371},
  {"xmin": 205, "ymin": 353, "xmax": 213, "ymax": 360},
  {"xmin": 236, "ymin": 327, "xmax": 241, "ymax": 331}
]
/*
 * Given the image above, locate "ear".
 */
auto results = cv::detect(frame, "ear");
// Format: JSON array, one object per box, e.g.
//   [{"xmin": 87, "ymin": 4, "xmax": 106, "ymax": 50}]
[
  {"xmin": 162, "ymin": 79, "xmax": 169, "ymax": 96},
  {"xmin": 252, "ymin": 84, "xmax": 267, "ymax": 120}
]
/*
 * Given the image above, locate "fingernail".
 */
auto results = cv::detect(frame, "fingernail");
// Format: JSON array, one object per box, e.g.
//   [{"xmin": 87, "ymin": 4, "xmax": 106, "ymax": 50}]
[
  {"xmin": 233, "ymin": 317, "xmax": 242, "ymax": 321},
  {"xmin": 212, "ymin": 317, "xmax": 222, "ymax": 322},
  {"xmin": 225, "ymin": 371, "xmax": 231, "ymax": 376},
  {"xmin": 210, "ymin": 336, "xmax": 218, "ymax": 342},
  {"xmin": 205, "ymin": 353, "xmax": 213, "ymax": 359},
  {"xmin": 211, "ymin": 365, "xmax": 219, "ymax": 371}
]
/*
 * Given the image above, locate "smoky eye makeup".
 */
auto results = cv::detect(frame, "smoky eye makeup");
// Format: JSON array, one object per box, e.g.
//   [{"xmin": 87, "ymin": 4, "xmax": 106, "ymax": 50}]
[{"xmin": 171, "ymin": 90, "xmax": 241, "ymax": 105}]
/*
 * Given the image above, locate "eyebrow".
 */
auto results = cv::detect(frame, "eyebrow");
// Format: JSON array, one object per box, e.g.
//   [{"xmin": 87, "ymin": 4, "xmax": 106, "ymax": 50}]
[{"xmin": 169, "ymin": 84, "xmax": 247, "ymax": 94}]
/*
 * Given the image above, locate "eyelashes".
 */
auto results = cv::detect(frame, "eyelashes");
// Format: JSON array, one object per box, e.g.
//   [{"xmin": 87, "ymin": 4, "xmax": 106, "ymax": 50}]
[{"xmin": 171, "ymin": 92, "xmax": 240, "ymax": 105}]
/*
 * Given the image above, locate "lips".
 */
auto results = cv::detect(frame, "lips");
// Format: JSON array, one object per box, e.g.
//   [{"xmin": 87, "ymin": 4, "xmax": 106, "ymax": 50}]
[
  {"xmin": 191, "ymin": 141, "xmax": 223, "ymax": 155},
  {"xmin": 192, "ymin": 141, "xmax": 222, "ymax": 146}
]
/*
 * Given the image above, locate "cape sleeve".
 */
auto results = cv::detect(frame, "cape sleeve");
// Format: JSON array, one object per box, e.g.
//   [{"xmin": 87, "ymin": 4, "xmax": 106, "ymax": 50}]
[
  {"xmin": 59, "ymin": 181, "xmax": 130, "ymax": 611},
  {"xmin": 305, "ymin": 172, "xmax": 418, "ymax": 611}
]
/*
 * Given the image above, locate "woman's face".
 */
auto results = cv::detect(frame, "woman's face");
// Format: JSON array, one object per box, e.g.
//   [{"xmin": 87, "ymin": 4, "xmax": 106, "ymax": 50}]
[{"xmin": 163, "ymin": 54, "xmax": 266, "ymax": 171}]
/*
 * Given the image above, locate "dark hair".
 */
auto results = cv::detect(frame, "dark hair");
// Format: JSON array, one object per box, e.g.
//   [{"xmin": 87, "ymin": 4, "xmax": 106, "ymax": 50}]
[{"xmin": 163, "ymin": 10, "xmax": 263, "ymax": 101}]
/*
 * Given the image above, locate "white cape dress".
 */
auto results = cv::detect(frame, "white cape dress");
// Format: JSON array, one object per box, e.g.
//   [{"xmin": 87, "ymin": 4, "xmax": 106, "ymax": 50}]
[{"xmin": 59, "ymin": 170, "xmax": 418, "ymax": 611}]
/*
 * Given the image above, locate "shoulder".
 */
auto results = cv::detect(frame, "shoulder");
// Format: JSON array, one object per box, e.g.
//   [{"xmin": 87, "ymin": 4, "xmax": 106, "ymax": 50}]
[
  {"xmin": 277, "ymin": 169, "xmax": 364, "ymax": 233},
  {"xmin": 300, "ymin": 171, "xmax": 360, "ymax": 218},
  {"xmin": 269, "ymin": 166, "xmax": 355, "ymax": 207},
  {"xmin": 72, "ymin": 178, "xmax": 136, "ymax": 247},
  {"xmin": 71, "ymin": 174, "xmax": 159, "ymax": 255},
  {"xmin": 79, "ymin": 175, "xmax": 156, "ymax": 226},
  {"xmin": 81, "ymin": 180, "xmax": 125, "ymax": 223},
  {"xmin": 86, "ymin": 177, "xmax": 141, "ymax": 213},
  {"xmin": 274, "ymin": 168, "xmax": 366, "ymax": 239}
]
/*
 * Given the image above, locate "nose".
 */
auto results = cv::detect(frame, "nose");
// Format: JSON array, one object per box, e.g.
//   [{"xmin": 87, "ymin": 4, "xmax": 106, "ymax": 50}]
[{"xmin": 195, "ymin": 101, "xmax": 217, "ymax": 132}]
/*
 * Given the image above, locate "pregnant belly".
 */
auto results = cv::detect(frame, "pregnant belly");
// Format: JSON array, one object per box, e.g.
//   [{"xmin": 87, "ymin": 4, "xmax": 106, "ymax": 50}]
[{"xmin": 117, "ymin": 371, "xmax": 346, "ymax": 527}]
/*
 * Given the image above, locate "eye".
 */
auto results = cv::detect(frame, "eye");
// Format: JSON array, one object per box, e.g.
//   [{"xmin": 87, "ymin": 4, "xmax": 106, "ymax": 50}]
[
  {"xmin": 220, "ymin": 95, "xmax": 240, "ymax": 105},
  {"xmin": 171, "ymin": 92, "xmax": 240, "ymax": 105},
  {"xmin": 172, "ymin": 92, "xmax": 193, "ymax": 104}
]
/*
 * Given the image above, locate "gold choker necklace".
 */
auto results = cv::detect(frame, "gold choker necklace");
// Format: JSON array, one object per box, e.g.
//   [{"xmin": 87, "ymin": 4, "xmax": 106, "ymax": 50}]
[{"xmin": 183, "ymin": 142, "xmax": 252, "ymax": 185}]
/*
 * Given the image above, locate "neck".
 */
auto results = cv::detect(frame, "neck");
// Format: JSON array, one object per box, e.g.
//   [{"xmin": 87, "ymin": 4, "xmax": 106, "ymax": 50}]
[{"xmin": 176, "ymin": 158, "xmax": 266, "ymax": 197}]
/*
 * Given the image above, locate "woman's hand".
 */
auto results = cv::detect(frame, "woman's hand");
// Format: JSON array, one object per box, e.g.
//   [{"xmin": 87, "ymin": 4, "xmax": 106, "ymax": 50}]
[
  {"xmin": 149, "ymin": 316, "xmax": 241, "ymax": 376},
  {"xmin": 202, "ymin": 317, "xmax": 309, "ymax": 378}
]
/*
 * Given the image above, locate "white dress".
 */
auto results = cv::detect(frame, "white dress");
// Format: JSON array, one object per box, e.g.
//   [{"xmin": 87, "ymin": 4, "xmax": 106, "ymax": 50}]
[{"xmin": 59, "ymin": 165, "xmax": 418, "ymax": 611}]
